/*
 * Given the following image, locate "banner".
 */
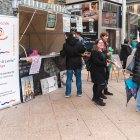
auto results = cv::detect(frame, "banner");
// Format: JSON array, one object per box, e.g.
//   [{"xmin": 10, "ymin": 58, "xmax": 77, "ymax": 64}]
[
  {"xmin": 0, "ymin": 16, "xmax": 20, "ymax": 109},
  {"xmin": 63, "ymin": 15, "xmax": 70, "ymax": 32}
]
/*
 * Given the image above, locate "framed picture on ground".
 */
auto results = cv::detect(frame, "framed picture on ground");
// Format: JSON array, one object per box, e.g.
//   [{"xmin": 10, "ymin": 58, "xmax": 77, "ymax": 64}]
[
  {"xmin": 60, "ymin": 70, "xmax": 67, "ymax": 87},
  {"xmin": 40, "ymin": 75, "xmax": 58, "ymax": 94},
  {"xmin": 21, "ymin": 76, "xmax": 35, "ymax": 102}
]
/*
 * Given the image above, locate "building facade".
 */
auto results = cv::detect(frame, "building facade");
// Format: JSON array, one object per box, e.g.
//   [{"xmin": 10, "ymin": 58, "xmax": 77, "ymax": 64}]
[
  {"xmin": 126, "ymin": 0, "xmax": 140, "ymax": 42},
  {"xmin": 66, "ymin": 0, "xmax": 125, "ymax": 52},
  {"xmin": 0, "ymin": 0, "xmax": 13, "ymax": 15}
]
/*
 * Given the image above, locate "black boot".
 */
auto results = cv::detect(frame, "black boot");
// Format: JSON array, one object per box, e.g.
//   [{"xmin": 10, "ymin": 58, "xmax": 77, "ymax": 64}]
[
  {"xmin": 100, "ymin": 94, "xmax": 107, "ymax": 99},
  {"xmin": 92, "ymin": 97, "xmax": 103, "ymax": 102},
  {"xmin": 104, "ymin": 91, "xmax": 113, "ymax": 95},
  {"xmin": 104, "ymin": 88, "xmax": 113, "ymax": 96},
  {"xmin": 95, "ymin": 100, "xmax": 106, "ymax": 106}
]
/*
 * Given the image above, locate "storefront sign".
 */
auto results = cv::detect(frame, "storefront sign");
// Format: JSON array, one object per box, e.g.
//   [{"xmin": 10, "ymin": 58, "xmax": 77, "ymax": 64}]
[
  {"xmin": 0, "ymin": 16, "xmax": 20, "ymax": 109},
  {"xmin": 63, "ymin": 15, "xmax": 70, "ymax": 32},
  {"xmin": 29, "ymin": 56, "xmax": 41, "ymax": 75}
]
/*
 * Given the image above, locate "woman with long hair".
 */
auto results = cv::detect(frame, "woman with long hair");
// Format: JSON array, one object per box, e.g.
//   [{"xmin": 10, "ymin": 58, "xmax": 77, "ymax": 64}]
[
  {"xmin": 132, "ymin": 42, "xmax": 140, "ymax": 112},
  {"xmin": 90, "ymin": 39, "xmax": 110, "ymax": 106}
]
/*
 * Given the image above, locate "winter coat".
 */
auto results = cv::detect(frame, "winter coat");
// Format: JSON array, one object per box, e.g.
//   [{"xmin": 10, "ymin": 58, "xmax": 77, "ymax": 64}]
[
  {"xmin": 120, "ymin": 44, "xmax": 132, "ymax": 62},
  {"xmin": 133, "ymin": 50, "xmax": 140, "ymax": 85},
  {"xmin": 60, "ymin": 37, "xmax": 86, "ymax": 70},
  {"xmin": 90, "ymin": 50, "xmax": 107, "ymax": 84}
]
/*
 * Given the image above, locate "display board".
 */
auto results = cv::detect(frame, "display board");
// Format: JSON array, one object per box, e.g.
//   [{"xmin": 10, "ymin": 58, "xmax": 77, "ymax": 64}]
[
  {"xmin": 0, "ymin": 16, "xmax": 20, "ymax": 109},
  {"xmin": 112, "ymin": 54, "xmax": 122, "ymax": 70},
  {"xmin": 46, "ymin": 12, "xmax": 57, "ymax": 30}
]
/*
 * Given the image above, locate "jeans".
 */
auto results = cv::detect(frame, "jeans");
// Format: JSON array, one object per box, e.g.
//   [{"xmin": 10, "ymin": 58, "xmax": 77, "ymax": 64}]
[
  {"xmin": 66, "ymin": 69, "xmax": 82, "ymax": 96},
  {"xmin": 136, "ymin": 86, "xmax": 140, "ymax": 111}
]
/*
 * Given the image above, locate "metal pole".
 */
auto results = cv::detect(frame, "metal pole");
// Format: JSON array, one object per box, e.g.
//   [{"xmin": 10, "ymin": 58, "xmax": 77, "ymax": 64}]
[
  {"xmin": 98, "ymin": 0, "xmax": 103, "ymax": 38},
  {"xmin": 121, "ymin": 0, "xmax": 126, "ymax": 44}
]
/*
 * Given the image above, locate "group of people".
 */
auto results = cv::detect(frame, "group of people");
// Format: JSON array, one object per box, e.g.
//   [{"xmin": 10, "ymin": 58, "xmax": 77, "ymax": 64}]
[
  {"xmin": 60, "ymin": 29, "xmax": 140, "ymax": 110},
  {"xmin": 60, "ymin": 32, "xmax": 113, "ymax": 106}
]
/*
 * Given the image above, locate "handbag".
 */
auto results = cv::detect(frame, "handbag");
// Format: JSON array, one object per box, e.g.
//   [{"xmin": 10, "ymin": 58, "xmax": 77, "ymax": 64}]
[{"xmin": 126, "ymin": 55, "xmax": 135, "ymax": 73}]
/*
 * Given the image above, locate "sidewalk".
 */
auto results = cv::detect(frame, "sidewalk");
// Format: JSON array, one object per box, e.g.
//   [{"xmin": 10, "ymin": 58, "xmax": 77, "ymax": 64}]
[{"xmin": 0, "ymin": 70, "xmax": 140, "ymax": 140}]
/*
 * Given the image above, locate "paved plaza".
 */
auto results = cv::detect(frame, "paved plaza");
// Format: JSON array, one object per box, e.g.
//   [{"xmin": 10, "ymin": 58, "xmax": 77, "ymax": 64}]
[{"xmin": 0, "ymin": 70, "xmax": 140, "ymax": 140}]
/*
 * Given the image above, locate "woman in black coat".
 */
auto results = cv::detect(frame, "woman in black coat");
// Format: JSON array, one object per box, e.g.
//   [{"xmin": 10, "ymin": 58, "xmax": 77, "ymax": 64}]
[
  {"xmin": 120, "ymin": 39, "xmax": 132, "ymax": 69},
  {"xmin": 90, "ymin": 39, "xmax": 110, "ymax": 106},
  {"xmin": 132, "ymin": 43, "xmax": 140, "ymax": 112}
]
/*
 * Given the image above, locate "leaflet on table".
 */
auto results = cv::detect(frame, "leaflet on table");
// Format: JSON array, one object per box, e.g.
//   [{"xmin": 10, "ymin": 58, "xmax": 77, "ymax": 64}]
[{"xmin": 29, "ymin": 55, "xmax": 42, "ymax": 75}]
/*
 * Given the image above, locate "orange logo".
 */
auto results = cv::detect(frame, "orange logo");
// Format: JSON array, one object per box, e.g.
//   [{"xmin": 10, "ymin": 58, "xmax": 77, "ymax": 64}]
[{"xmin": 0, "ymin": 27, "xmax": 8, "ymax": 40}]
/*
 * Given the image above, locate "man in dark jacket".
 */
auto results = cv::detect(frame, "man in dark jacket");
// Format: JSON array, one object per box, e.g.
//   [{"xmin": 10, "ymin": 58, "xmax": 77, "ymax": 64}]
[
  {"xmin": 60, "ymin": 32, "xmax": 86, "ymax": 97},
  {"xmin": 120, "ymin": 39, "xmax": 132, "ymax": 69}
]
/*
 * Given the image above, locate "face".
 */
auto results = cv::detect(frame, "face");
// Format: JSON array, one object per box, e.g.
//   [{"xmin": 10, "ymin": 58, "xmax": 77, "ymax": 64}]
[
  {"xmin": 102, "ymin": 35, "xmax": 108, "ymax": 42},
  {"xmin": 97, "ymin": 40, "xmax": 104, "ymax": 50},
  {"xmin": 75, "ymin": 33, "xmax": 80, "ymax": 38}
]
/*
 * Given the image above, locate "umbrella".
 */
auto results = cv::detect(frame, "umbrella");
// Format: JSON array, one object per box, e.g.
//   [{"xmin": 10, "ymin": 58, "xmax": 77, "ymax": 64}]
[{"xmin": 125, "ymin": 78, "xmax": 138, "ymax": 106}]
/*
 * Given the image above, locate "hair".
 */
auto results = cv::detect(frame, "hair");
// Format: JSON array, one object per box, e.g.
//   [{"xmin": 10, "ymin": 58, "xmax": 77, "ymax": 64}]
[
  {"xmin": 75, "ymin": 32, "xmax": 82, "ymax": 36},
  {"xmin": 65, "ymin": 32, "xmax": 73, "ymax": 39},
  {"xmin": 124, "ymin": 39, "xmax": 129, "ymax": 44},
  {"xmin": 100, "ymin": 32, "xmax": 108, "ymax": 38},
  {"xmin": 94, "ymin": 39, "xmax": 101, "ymax": 51}
]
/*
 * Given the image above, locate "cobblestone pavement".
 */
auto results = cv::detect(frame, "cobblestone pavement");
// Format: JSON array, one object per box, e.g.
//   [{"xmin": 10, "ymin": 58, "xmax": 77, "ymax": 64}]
[{"xmin": 0, "ymin": 70, "xmax": 140, "ymax": 140}]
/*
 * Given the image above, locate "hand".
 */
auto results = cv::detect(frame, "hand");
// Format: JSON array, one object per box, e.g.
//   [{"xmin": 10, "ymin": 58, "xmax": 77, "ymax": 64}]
[
  {"xmin": 107, "ymin": 62, "xmax": 110, "ymax": 67},
  {"xmin": 107, "ymin": 52, "xmax": 111, "ymax": 56},
  {"xmin": 107, "ymin": 59, "xmax": 111, "ymax": 63}
]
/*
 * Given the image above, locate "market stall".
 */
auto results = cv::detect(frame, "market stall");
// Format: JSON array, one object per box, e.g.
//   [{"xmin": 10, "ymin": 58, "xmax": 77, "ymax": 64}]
[{"xmin": 18, "ymin": 3, "xmax": 67, "ymax": 102}]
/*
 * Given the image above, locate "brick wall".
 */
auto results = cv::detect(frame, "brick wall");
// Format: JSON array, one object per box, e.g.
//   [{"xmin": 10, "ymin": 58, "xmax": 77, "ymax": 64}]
[{"xmin": 0, "ymin": 0, "xmax": 13, "ymax": 15}]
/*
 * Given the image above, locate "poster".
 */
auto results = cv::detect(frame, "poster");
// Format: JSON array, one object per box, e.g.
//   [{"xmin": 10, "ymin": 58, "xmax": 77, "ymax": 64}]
[
  {"xmin": 46, "ymin": 12, "xmax": 57, "ymax": 30},
  {"xmin": 82, "ymin": 2, "xmax": 98, "ymax": 23},
  {"xmin": 29, "ymin": 55, "xmax": 41, "ymax": 75},
  {"xmin": 21, "ymin": 76, "xmax": 34, "ymax": 102},
  {"xmin": 40, "ymin": 76, "xmax": 58, "ymax": 94},
  {"xmin": 76, "ymin": 16, "xmax": 83, "ymax": 32},
  {"xmin": 111, "ymin": 54, "xmax": 122, "ymax": 70},
  {"xmin": 63, "ymin": 15, "xmax": 70, "ymax": 32},
  {"xmin": 0, "ymin": 16, "xmax": 20, "ymax": 109}
]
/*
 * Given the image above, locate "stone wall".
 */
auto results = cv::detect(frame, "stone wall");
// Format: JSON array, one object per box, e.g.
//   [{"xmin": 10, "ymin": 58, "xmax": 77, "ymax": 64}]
[{"xmin": 0, "ymin": 0, "xmax": 13, "ymax": 16}]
